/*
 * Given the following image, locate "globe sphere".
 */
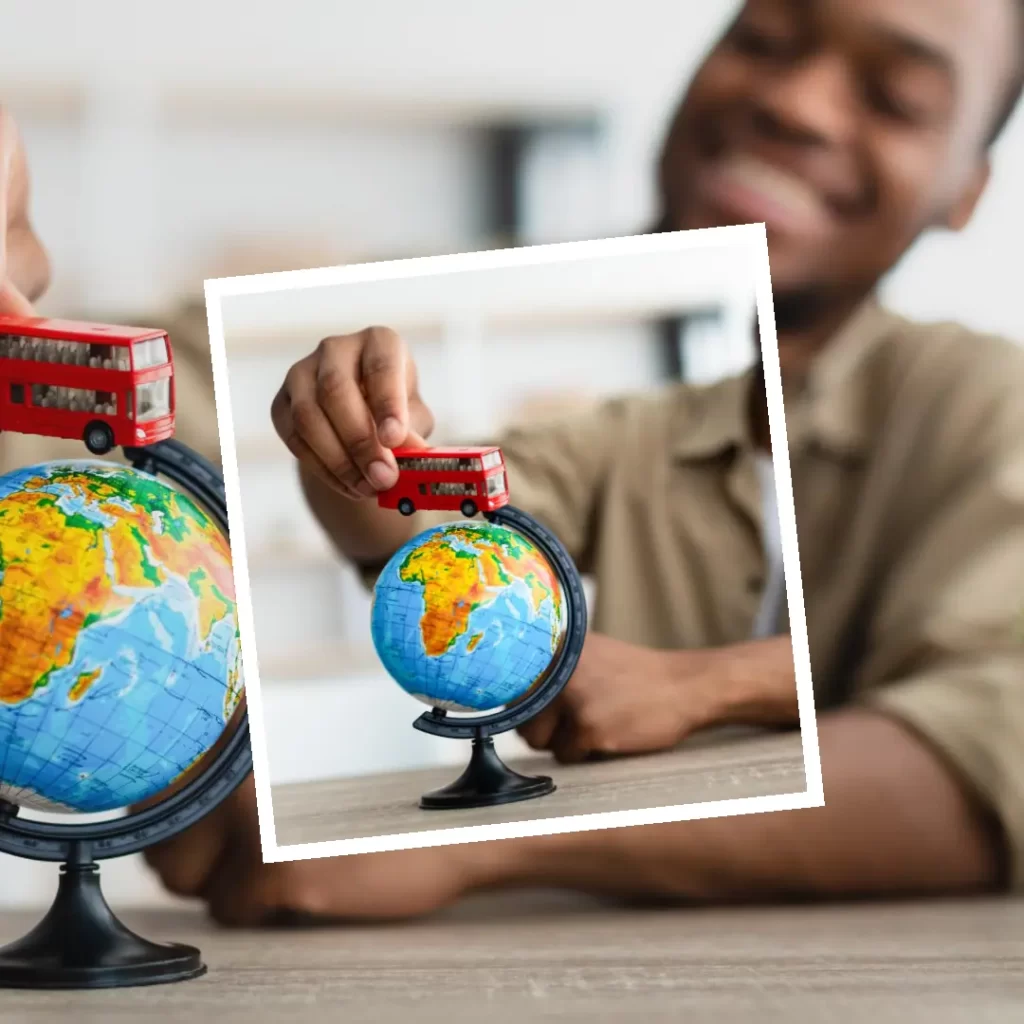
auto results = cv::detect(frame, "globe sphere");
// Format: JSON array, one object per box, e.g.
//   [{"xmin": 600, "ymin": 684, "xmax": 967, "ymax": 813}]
[
  {"xmin": 0, "ymin": 459, "xmax": 242, "ymax": 814},
  {"xmin": 370, "ymin": 520, "xmax": 568, "ymax": 712}
]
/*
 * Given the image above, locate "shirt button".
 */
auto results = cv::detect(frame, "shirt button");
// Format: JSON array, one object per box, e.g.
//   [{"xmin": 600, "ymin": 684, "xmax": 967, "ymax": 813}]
[{"xmin": 746, "ymin": 575, "xmax": 764, "ymax": 594}]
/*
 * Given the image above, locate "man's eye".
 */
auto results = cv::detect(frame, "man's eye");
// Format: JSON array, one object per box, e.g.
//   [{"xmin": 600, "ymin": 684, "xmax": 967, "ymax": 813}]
[
  {"xmin": 864, "ymin": 80, "xmax": 930, "ymax": 125},
  {"xmin": 730, "ymin": 23, "xmax": 801, "ymax": 60}
]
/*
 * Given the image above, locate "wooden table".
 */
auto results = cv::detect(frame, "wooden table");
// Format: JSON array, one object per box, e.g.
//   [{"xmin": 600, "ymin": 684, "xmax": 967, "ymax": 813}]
[
  {"xmin": 2, "ymin": 892, "xmax": 1021, "ymax": 1022},
  {"xmin": 271, "ymin": 730, "xmax": 807, "ymax": 846}
]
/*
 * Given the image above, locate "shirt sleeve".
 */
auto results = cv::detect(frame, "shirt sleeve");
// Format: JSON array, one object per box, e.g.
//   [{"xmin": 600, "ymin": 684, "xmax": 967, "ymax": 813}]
[
  {"xmin": 853, "ymin": 342, "xmax": 1024, "ymax": 888},
  {"xmin": 354, "ymin": 395, "xmax": 631, "ymax": 588}
]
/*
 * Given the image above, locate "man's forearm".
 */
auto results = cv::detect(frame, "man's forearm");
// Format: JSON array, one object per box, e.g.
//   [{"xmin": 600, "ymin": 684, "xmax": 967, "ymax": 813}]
[
  {"xmin": 470, "ymin": 709, "xmax": 1005, "ymax": 900},
  {"xmin": 693, "ymin": 635, "xmax": 800, "ymax": 731}
]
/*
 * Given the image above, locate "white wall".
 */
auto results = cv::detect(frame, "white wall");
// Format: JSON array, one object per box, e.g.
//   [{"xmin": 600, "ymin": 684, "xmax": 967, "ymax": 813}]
[{"xmin": 2, "ymin": 0, "xmax": 1022, "ymax": 340}]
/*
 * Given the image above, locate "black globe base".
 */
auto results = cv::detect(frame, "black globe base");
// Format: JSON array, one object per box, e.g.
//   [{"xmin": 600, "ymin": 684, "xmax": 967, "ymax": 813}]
[
  {"xmin": 420, "ymin": 735, "xmax": 555, "ymax": 809},
  {"xmin": 0, "ymin": 847, "xmax": 205, "ymax": 990}
]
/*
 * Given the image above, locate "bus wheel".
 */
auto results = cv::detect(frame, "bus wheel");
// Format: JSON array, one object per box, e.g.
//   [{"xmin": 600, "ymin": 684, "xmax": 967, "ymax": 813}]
[
  {"xmin": 460, "ymin": 500, "xmax": 478, "ymax": 518},
  {"xmin": 84, "ymin": 421, "xmax": 114, "ymax": 455},
  {"xmin": 398, "ymin": 498, "xmax": 415, "ymax": 516}
]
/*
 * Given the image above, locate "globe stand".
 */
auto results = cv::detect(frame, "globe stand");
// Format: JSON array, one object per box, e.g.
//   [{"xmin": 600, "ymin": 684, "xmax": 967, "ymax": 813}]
[
  {"xmin": 420, "ymin": 732, "xmax": 554, "ymax": 810},
  {"xmin": 408, "ymin": 505, "xmax": 589, "ymax": 813},
  {"xmin": 0, "ymin": 440, "xmax": 254, "ymax": 991},
  {"xmin": 0, "ymin": 835, "xmax": 204, "ymax": 990}
]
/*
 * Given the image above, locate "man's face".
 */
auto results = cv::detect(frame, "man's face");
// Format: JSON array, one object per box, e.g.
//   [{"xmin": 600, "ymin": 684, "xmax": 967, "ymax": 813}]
[{"xmin": 659, "ymin": 0, "xmax": 1018, "ymax": 298}]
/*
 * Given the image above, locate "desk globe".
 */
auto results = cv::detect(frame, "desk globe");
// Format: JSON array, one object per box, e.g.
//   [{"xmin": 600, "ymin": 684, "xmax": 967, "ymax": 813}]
[
  {"xmin": 371, "ymin": 505, "xmax": 587, "ymax": 808},
  {"xmin": 0, "ymin": 440, "xmax": 252, "ymax": 990}
]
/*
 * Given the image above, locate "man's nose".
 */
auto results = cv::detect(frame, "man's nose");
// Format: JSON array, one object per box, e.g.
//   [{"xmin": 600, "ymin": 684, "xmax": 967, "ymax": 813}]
[{"xmin": 752, "ymin": 53, "xmax": 857, "ymax": 148}]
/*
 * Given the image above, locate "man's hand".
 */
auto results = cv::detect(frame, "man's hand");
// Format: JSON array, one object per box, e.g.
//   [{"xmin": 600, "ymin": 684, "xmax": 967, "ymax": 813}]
[
  {"xmin": 145, "ymin": 773, "xmax": 481, "ymax": 927},
  {"xmin": 0, "ymin": 106, "xmax": 49, "ymax": 312},
  {"xmin": 271, "ymin": 326, "xmax": 435, "ymax": 501},
  {"xmin": 518, "ymin": 633, "xmax": 800, "ymax": 763}
]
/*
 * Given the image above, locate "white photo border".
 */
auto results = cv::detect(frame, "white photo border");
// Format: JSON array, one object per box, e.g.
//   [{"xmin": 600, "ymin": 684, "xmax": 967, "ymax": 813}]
[{"xmin": 203, "ymin": 223, "xmax": 824, "ymax": 865}]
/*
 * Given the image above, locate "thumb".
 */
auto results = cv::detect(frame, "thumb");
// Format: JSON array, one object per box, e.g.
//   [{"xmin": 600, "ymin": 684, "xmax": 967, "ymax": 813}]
[
  {"xmin": 0, "ymin": 277, "xmax": 35, "ymax": 317},
  {"xmin": 402, "ymin": 427, "xmax": 430, "ymax": 449}
]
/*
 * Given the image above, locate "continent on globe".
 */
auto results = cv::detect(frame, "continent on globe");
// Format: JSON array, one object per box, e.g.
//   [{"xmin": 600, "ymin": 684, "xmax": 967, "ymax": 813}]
[
  {"xmin": 371, "ymin": 520, "xmax": 567, "ymax": 712},
  {"xmin": 0, "ymin": 460, "xmax": 242, "ymax": 813}
]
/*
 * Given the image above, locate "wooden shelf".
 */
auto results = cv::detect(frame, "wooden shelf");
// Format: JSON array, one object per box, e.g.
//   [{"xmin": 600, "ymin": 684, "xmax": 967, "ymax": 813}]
[
  {"xmin": 161, "ymin": 85, "xmax": 602, "ymax": 132},
  {"xmin": 255, "ymin": 642, "xmax": 383, "ymax": 682},
  {"xmin": 245, "ymin": 541, "xmax": 338, "ymax": 571},
  {"xmin": 221, "ymin": 303, "xmax": 722, "ymax": 354},
  {"xmin": 223, "ymin": 320, "xmax": 447, "ymax": 355},
  {"xmin": 1, "ymin": 81, "xmax": 83, "ymax": 121}
]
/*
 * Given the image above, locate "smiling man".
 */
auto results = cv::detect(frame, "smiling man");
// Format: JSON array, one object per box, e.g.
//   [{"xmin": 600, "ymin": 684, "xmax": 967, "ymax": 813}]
[{"xmin": 146, "ymin": 0, "xmax": 1024, "ymax": 924}]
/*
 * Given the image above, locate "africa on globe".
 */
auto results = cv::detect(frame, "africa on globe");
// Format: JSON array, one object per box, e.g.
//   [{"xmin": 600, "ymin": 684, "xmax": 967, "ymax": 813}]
[
  {"xmin": 0, "ymin": 459, "xmax": 243, "ymax": 814},
  {"xmin": 371, "ymin": 520, "xmax": 568, "ymax": 712}
]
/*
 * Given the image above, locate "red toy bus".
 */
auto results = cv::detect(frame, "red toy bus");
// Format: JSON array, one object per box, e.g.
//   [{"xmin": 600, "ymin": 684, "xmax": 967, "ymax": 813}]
[
  {"xmin": 378, "ymin": 446, "xmax": 509, "ymax": 518},
  {"xmin": 0, "ymin": 316, "xmax": 175, "ymax": 455}
]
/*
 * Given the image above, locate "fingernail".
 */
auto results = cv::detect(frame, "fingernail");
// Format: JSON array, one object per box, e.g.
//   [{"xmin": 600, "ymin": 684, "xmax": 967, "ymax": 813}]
[
  {"xmin": 355, "ymin": 479, "xmax": 376, "ymax": 498},
  {"xmin": 367, "ymin": 461, "xmax": 395, "ymax": 489},
  {"xmin": 378, "ymin": 418, "xmax": 402, "ymax": 446}
]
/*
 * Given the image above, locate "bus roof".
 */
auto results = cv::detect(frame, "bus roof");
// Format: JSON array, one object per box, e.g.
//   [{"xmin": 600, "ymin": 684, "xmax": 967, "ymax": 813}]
[
  {"xmin": 0, "ymin": 315, "xmax": 166, "ymax": 345},
  {"xmin": 391, "ymin": 445, "xmax": 501, "ymax": 458}
]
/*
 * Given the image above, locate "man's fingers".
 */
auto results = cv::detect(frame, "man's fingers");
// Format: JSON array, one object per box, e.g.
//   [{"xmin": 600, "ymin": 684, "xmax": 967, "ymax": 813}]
[
  {"xmin": 0, "ymin": 277, "xmax": 35, "ymax": 316},
  {"xmin": 316, "ymin": 335, "xmax": 397, "ymax": 491},
  {"xmin": 143, "ymin": 802, "xmax": 235, "ymax": 898},
  {"xmin": 273, "ymin": 358, "xmax": 369, "ymax": 498},
  {"xmin": 360, "ymin": 326, "xmax": 409, "ymax": 447},
  {"xmin": 550, "ymin": 718, "xmax": 594, "ymax": 764},
  {"xmin": 517, "ymin": 703, "xmax": 563, "ymax": 750}
]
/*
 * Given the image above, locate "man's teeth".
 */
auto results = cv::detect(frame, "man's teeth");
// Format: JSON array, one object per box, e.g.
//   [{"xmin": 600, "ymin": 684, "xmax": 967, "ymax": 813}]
[{"xmin": 721, "ymin": 158, "xmax": 821, "ymax": 215}]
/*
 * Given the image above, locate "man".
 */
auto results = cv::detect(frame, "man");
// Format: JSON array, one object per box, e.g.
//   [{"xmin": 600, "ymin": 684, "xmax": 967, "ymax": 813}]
[{"xmin": 25, "ymin": 1, "xmax": 1024, "ymax": 922}]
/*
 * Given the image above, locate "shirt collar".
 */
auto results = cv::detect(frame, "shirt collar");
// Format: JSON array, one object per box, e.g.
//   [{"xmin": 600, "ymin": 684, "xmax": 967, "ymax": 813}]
[
  {"xmin": 670, "ymin": 370, "xmax": 753, "ymax": 461},
  {"xmin": 670, "ymin": 295, "xmax": 895, "ymax": 464},
  {"xmin": 792, "ymin": 295, "xmax": 895, "ymax": 458}
]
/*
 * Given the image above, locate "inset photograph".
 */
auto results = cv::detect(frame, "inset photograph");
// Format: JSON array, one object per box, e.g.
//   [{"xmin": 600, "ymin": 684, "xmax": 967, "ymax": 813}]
[{"xmin": 207, "ymin": 226, "xmax": 820, "ymax": 861}]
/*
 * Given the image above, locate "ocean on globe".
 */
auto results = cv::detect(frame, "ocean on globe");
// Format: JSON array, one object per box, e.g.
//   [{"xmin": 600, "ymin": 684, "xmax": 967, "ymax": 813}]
[
  {"xmin": 0, "ymin": 460, "xmax": 242, "ymax": 814},
  {"xmin": 370, "ymin": 520, "xmax": 567, "ymax": 712}
]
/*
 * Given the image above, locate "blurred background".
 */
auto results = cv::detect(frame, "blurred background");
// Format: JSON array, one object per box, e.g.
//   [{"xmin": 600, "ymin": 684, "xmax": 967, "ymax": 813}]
[{"xmin": 0, "ymin": 0, "xmax": 1021, "ymax": 906}]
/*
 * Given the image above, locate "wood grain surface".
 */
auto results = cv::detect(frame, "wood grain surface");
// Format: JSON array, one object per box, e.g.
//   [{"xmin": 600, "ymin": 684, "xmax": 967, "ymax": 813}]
[
  {"xmin": 270, "ymin": 730, "xmax": 807, "ymax": 846},
  {"xmin": 1, "ymin": 892, "xmax": 1021, "ymax": 1023}
]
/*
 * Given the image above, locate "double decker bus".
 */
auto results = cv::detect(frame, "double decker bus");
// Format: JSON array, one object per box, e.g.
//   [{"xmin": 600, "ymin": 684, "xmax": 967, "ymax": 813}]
[
  {"xmin": 377, "ymin": 446, "xmax": 509, "ymax": 518},
  {"xmin": 0, "ymin": 316, "xmax": 175, "ymax": 455}
]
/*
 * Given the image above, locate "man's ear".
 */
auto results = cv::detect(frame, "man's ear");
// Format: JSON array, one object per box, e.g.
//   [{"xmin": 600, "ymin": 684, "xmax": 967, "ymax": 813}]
[{"xmin": 944, "ymin": 158, "xmax": 991, "ymax": 231}]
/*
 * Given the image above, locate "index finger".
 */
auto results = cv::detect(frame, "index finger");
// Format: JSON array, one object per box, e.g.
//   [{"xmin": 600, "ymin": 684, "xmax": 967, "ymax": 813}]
[
  {"xmin": 0, "ymin": 278, "xmax": 35, "ymax": 316},
  {"xmin": 359, "ymin": 326, "xmax": 409, "ymax": 447},
  {"xmin": 0, "ymin": 110, "xmax": 35, "ymax": 317},
  {"xmin": 0, "ymin": 107, "xmax": 14, "ymax": 276}
]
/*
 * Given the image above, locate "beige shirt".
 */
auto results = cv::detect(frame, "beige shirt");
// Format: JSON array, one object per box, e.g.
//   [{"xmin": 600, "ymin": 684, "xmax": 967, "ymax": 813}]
[{"xmin": 404, "ymin": 299, "xmax": 1024, "ymax": 887}]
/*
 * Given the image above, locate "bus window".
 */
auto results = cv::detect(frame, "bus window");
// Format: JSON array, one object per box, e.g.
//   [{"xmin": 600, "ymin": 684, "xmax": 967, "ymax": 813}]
[
  {"xmin": 133, "ymin": 337, "xmax": 169, "ymax": 370},
  {"xmin": 485, "ymin": 473, "xmax": 506, "ymax": 497},
  {"xmin": 395, "ymin": 455, "xmax": 482, "ymax": 472},
  {"xmin": 430, "ymin": 481, "xmax": 477, "ymax": 497},
  {"xmin": 136, "ymin": 378, "xmax": 170, "ymax": 421},
  {"xmin": 31, "ymin": 384, "xmax": 118, "ymax": 414},
  {"xmin": 9, "ymin": 383, "xmax": 24, "ymax": 404},
  {"xmin": 482, "ymin": 451, "xmax": 502, "ymax": 470}
]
